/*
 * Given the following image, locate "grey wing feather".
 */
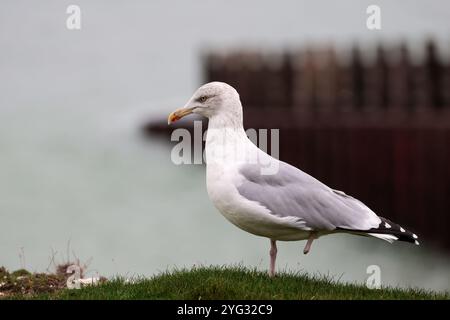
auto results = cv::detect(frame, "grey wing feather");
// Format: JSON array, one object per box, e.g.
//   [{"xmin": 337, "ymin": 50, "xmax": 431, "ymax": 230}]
[{"xmin": 236, "ymin": 161, "xmax": 381, "ymax": 231}]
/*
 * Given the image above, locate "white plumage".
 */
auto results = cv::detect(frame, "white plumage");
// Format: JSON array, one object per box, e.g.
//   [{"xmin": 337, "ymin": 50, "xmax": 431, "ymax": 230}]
[{"xmin": 168, "ymin": 81, "xmax": 419, "ymax": 276}]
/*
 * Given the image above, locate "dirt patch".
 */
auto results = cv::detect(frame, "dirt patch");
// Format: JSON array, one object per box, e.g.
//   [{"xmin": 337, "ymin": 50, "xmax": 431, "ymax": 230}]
[
  {"xmin": 0, "ymin": 266, "xmax": 66, "ymax": 297},
  {"xmin": 0, "ymin": 262, "xmax": 106, "ymax": 298}
]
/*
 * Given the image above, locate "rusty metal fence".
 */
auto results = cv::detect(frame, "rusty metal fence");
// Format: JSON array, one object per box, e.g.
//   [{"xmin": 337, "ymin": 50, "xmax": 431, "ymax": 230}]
[{"xmin": 203, "ymin": 41, "xmax": 450, "ymax": 249}]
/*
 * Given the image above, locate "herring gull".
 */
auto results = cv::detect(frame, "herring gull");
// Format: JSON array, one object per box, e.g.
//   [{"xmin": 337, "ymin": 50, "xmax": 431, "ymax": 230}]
[{"xmin": 168, "ymin": 82, "xmax": 419, "ymax": 277}]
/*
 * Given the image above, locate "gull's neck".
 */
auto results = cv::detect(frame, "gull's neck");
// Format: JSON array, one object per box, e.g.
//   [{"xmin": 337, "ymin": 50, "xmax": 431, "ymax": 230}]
[
  {"xmin": 205, "ymin": 113, "xmax": 253, "ymax": 166},
  {"xmin": 208, "ymin": 110, "xmax": 244, "ymax": 130}
]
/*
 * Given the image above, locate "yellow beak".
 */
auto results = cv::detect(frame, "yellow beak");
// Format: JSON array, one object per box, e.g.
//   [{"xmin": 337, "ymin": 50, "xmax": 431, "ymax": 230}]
[{"xmin": 167, "ymin": 107, "xmax": 195, "ymax": 125}]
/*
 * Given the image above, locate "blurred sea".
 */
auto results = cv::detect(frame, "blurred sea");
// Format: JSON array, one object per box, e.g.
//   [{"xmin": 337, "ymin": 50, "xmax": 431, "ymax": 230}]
[{"xmin": 1, "ymin": 0, "xmax": 449, "ymax": 291}]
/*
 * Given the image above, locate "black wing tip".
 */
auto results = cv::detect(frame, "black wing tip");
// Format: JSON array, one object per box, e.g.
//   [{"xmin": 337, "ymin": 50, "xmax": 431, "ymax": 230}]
[
  {"xmin": 337, "ymin": 217, "xmax": 420, "ymax": 245},
  {"xmin": 379, "ymin": 217, "xmax": 419, "ymax": 245}
]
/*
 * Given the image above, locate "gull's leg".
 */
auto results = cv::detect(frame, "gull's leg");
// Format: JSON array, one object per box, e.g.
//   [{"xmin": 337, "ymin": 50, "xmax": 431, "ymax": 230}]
[
  {"xmin": 269, "ymin": 239, "xmax": 277, "ymax": 277},
  {"xmin": 303, "ymin": 233, "xmax": 316, "ymax": 255}
]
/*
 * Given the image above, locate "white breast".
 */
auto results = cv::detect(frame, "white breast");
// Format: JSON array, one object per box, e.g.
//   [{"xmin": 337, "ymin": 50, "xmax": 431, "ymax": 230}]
[{"xmin": 205, "ymin": 128, "xmax": 312, "ymax": 241}]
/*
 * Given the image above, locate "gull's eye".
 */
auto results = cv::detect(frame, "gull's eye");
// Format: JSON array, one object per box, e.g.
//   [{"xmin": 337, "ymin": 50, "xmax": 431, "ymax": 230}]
[{"xmin": 198, "ymin": 96, "xmax": 208, "ymax": 103}]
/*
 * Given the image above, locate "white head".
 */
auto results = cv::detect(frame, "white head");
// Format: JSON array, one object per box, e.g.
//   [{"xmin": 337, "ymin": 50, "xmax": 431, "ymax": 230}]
[{"xmin": 168, "ymin": 82, "xmax": 243, "ymax": 127}]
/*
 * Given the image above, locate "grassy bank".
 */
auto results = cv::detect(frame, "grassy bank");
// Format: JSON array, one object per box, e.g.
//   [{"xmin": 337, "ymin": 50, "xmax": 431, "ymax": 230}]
[{"xmin": 2, "ymin": 266, "xmax": 448, "ymax": 300}]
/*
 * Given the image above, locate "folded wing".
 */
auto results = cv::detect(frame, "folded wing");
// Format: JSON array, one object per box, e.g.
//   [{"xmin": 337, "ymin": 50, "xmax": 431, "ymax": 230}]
[{"xmin": 236, "ymin": 161, "xmax": 381, "ymax": 232}]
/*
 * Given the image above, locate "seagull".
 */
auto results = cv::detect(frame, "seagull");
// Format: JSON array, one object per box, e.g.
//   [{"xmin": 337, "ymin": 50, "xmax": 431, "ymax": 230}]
[{"xmin": 168, "ymin": 82, "xmax": 419, "ymax": 277}]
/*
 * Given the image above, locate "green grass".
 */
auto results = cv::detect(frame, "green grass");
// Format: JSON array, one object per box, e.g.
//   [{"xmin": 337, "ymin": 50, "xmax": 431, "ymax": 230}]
[{"xmin": 6, "ymin": 266, "xmax": 449, "ymax": 300}]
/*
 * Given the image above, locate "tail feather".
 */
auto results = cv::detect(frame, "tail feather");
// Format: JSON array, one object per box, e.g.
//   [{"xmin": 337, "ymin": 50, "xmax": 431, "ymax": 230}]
[
  {"xmin": 367, "ymin": 233, "xmax": 398, "ymax": 243},
  {"xmin": 337, "ymin": 217, "xmax": 419, "ymax": 245}
]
